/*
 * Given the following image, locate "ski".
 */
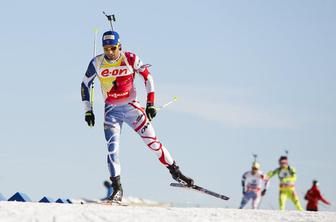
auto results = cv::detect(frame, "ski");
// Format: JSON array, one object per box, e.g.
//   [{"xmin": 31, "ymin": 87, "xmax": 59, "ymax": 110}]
[
  {"xmin": 100, "ymin": 200, "xmax": 129, "ymax": 206},
  {"xmin": 170, "ymin": 183, "xmax": 230, "ymax": 201},
  {"xmin": 81, "ymin": 198, "xmax": 129, "ymax": 206}
]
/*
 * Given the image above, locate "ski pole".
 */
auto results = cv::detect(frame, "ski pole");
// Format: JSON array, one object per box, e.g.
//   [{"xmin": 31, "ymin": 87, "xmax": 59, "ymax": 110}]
[
  {"xmin": 155, "ymin": 96, "xmax": 178, "ymax": 111},
  {"xmin": 93, "ymin": 28, "xmax": 98, "ymax": 60},
  {"xmin": 88, "ymin": 28, "xmax": 98, "ymax": 128},
  {"xmin": 89, "ymin": 28, "xmax": 98, "ymax": 111},
  {"xmin": 131, "ymin": 96, "xmax": 178, "ymax": 125}
]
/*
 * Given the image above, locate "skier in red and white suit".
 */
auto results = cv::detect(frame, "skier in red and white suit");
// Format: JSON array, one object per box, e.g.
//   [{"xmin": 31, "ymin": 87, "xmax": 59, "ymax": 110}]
[
  {"xmin": 81, "ymin": 30, "xmax": 193, "ymax": 202},
  {"xmin": 239, "ymin": 162, "xmax": 269, "ymax": 209}
]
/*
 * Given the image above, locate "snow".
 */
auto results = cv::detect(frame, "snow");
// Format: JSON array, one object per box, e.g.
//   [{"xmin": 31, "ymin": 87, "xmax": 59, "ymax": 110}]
[{"xmin": 0, "ymin": 202, "xmax": 335, "ymax": 222}]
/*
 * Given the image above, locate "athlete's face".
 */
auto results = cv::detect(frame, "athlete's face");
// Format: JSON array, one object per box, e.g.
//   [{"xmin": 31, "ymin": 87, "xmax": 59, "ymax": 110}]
[
  {"xmin": 279, "ymin": 160, "xmax": 288, "ymax": 168},
  {"xmin": 104, "ymin": 44, "xmax": 120, "ymax": 60},
  {"xmin": 251, "ymin": 167, "xmax": 259, "ymax": 174}
]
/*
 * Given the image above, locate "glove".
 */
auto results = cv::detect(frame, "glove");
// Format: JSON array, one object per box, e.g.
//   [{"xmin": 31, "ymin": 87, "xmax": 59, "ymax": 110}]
[
  {"xmin": 242, "ymin": 189, "xmax": 246, "ymax": 195},
  {"xmin": 146, "ymin": 103, "xmax": 157, "ymax": 121},
  {"xmin": 85, "ymin": 111, "xmax": 95, "ymax": 127},
  {"xmin": 261, "ymin": 189, "xmax": 267, "ymax": 196}
]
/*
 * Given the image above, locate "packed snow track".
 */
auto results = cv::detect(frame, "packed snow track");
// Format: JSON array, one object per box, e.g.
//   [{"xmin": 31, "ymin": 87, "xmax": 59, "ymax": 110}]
[{"xmin": 0, "ymin": 202, "xmax": 335, "ymax": 222}]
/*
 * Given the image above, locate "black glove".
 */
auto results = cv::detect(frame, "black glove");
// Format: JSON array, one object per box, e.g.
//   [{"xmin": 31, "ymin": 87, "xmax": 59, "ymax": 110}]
[
  {"xmin": 85, "ymin": 110, "xmax": 95, "ymax": 127},
  {"xmin": 146, "ymin": 103, "xmax": 157, "ymax": 121},
  {"xmin": 242, "ymin": 189, "xmax": 246, "ymax": 195},
  {"xmin": 261, "ymin": 189, "xmax": 267, "ymax": 196}
]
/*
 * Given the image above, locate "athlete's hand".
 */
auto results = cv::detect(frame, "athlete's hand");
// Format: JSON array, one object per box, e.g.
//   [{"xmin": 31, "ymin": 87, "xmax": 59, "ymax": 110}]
[
  {"xmin": 85, "ymin": 111, "xmax": 95, "ymax": 127},
  {"xmin": 261, "ymin": 189, "xmax": 267, "ymax": 196},
  {"xmin": 146, "ymin": 103, "xmax": 157, "ymax": 121}
]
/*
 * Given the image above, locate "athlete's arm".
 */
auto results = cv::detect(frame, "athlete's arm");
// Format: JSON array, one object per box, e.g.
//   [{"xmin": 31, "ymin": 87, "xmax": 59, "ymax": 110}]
[
  {"xmin": 318, "ymin": 190, "xmax": 330, "ymax": 205},
  {"xmin": 304, "ymin": 190, "xmax": 311, "ymax": 201},
  {"xmin": 241, "ymin": 172, "xmax": 247, "ymax": 193},
  {"xmin": 266, "ymin": 168, "xmax": 278, "ymax": 180},
  {"xmin": 131, "ymin": 54, "xmax": 156, "ymax": 121},
  {"xmin": 133, "ymin": 55, "xmax": 155, "ymax": 105},
  {"xmin": 262, "ymin": 173, "xmax": 270, "ymax": 189},
  {"xmin": 81, "ymin": 59, "xmax": 97, "ymax": 112}
]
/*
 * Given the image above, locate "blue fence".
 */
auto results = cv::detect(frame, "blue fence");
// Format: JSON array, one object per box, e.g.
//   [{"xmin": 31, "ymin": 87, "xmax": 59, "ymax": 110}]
[{"xmin": 1, "ymin": 192, "xmax": 72, "ymax": 204}]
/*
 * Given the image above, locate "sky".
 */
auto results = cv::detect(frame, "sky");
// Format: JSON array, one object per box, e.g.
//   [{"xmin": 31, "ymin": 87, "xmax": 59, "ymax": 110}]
[{"xmin": 0, "ymin": 0, "xmax": 335, "ymax": 210}]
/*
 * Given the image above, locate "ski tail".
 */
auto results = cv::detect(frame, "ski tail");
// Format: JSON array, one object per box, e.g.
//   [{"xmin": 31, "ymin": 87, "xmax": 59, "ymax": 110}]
[{"xmin": 170, "ymin": 183, "xmax": 230, "ymax": 201}]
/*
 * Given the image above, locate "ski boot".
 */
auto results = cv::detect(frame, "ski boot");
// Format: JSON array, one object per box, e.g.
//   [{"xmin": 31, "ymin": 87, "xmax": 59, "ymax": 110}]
[
  {"xmin": 107, "ymin": 176, "xmax": 123, "ymax": 202},
  {"xmin": 167, "ymin": 162, "xmax": 194, "ymax": 187}
]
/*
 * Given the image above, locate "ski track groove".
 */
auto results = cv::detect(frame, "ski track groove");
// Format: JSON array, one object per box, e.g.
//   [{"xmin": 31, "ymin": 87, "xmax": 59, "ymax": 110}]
[{"xmin": 82, "ymin": 212, "xmax": 106, "ymax": 222}]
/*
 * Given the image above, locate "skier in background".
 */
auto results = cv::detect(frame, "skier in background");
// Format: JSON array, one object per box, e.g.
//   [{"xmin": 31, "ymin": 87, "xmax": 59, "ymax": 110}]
[
  {"xmin": 267, "ymin": 156, "xmax": 303, "ymax": 210},
  {"xmin": 81, "ymin": 30, "xmax": 193, "ymax": 202},
  {"xmin": 239, "ymin": 162, "xmax": 268, "ymax": 209},
  {"xmin": 305, "ymin": 180, "xmax": 330, "ymax": 211}
]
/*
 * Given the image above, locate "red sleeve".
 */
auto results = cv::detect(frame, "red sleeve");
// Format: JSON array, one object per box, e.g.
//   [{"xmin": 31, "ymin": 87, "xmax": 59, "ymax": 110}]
[
  {"xmin": 137, "ymin": 66, "xmax": 155, "ymax": 104},
  {"xmin": 318, "ymin": 191, "xmax": 330, "ymax": 205},
  {"xmin": 125, "ymin": 52, "xmax": 155, "ymax": 104},
  {"xmin": 147, "ymin": 92, "xmax": 155, "ymax": 104}
]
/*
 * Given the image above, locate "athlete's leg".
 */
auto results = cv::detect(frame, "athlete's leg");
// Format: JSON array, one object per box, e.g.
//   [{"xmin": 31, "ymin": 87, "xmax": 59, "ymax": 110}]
[
  {"xmin": 279, "ymin": 190, "xmax": 288, "ymax": 210},
  {"xmin": 124, "ymin": 101, "xmax": 174, "ymax": 166},
  {"xmin": 239, "ymin": 192, "xmax": 253, "ymax": 209},
  {"xmin": 290, "ymin": 190, "xmax": 303, "ymax": 211},
  {"xmin": 252, "ymin": 192, "xmax": 262, "ymax": 209},
  {"xmin": 104, "ymin": 104, "xmax": 124, "ymax": 177}
]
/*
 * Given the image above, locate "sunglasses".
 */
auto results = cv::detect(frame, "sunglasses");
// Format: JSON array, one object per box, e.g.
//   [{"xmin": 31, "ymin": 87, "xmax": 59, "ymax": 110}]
[
  {"xmin": 252, "ymin": 167, "xmax": 259, "ymax": 170},
  {"xmin": 279, "ymin": 161, "xmax": 288, "ymax": 165},
  {"xmin": 104, "ymin": 45, "xmax": 120, "ymax": 51}
]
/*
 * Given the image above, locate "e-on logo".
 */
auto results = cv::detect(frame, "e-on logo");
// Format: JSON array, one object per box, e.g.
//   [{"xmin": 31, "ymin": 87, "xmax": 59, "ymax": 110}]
[{"xmin": 101, "ymin": 68, "xmax": 129, "ymax": 77}]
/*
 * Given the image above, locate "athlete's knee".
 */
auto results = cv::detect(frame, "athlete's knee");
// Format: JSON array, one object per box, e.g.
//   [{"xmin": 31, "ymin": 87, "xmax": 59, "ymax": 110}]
[
  {"xmin": 107, "ymin": 144, "xmax": 119, "ymax": 155},
  {"xmin": 104, "ymin": 126, "xmax": 114, "ymax": 140},
  {"xmin": 147, "ymin": 140, "xmax": 162, "ymax": 151},
  {"xmin": 139, "ymin": 132, "xmax": 161, "ymax": 150},
  {"xmin": 106, "ymin": 138, "xmax": 120, "ymax": 153}
]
